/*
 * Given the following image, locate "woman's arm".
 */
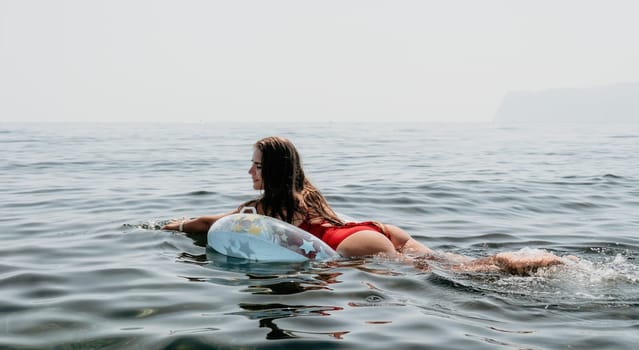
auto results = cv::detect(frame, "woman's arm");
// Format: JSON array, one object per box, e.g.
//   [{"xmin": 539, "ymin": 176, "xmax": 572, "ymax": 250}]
[{"xmin": 162, "ymin": 210, "xmax": 238, "ymax": 235}]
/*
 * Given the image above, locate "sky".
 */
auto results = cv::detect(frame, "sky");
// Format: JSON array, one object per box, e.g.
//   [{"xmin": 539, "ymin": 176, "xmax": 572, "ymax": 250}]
[{"xmin": 1, "ymin": 0, "xmax": 638, "ymax": 123}]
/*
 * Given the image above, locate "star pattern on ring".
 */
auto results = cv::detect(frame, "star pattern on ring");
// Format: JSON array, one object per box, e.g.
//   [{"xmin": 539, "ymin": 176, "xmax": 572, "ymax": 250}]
[{"xmin": 299, "ymin": 239, "xmax": 316, "ymax": 256}]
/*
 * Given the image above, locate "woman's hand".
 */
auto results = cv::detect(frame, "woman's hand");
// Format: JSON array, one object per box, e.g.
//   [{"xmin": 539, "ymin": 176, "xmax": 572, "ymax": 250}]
[
  {"xmin": 161, "ymin": 218, "xmax": 187, "ymax": 231},
  {"xmin": 161, "ymin": 212, "xmax": 236, "ymax": 235}
]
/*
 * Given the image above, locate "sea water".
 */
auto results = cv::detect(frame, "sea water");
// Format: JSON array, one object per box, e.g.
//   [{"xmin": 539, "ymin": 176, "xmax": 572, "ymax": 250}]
[{"xmin": 1, "ymin": 122, "xmax": 638, "ymax": 349}]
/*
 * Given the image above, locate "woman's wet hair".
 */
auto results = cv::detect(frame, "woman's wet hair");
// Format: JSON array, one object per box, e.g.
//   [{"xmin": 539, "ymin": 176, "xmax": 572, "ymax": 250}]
[{"xmin": 254, "ymin": 136, "xmax": 342, "ymax": 225}]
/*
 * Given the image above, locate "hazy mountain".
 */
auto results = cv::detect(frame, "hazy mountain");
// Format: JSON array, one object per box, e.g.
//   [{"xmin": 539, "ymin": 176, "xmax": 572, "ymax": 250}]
[{"xmin": 494, "ymin": 82, "xmax": 639, "ymax": 123}]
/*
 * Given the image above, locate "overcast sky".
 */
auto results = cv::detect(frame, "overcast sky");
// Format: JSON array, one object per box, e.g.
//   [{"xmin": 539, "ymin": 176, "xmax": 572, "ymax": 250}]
[{"xmin": 1, "ymin": 0, "xmax": 638, "ymax": 123}]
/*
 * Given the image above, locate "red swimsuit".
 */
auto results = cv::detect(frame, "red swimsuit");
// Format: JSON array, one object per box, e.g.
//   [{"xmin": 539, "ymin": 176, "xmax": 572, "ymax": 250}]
[{"xmin": 298, "ymin": 218, "xmax": 390, "ymax": 250}]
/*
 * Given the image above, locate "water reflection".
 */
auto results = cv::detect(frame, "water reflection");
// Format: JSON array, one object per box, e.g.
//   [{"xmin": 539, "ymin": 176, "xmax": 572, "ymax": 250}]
[
  {"xmin": 176, "ymin": 251, "xmax": 345, "ymax": 295},
  {"xmin": 176, "ymin": 252, "xmax": 208, "ymax": 265},
  {"xmin": 228, "ymin": 303, "xmax": 347, "ymax": 340},
  {"xmin": 243, "ymin": 278, "xmax": 328, "ymax": 295}
]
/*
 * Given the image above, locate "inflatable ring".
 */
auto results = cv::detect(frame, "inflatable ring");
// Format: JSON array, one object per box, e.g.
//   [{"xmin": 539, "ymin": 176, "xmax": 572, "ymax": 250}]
[{"xmin": 207, "ymin": 207, "xmax": 338, "ymax": 262}]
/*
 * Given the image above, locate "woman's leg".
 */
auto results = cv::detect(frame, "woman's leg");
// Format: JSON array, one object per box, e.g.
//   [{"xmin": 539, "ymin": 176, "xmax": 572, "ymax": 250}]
[
  {"xmin": 383, "ymin": 224, "xmax": 435, "ymax": 255},
  {"xmin": 384, "ymin": 224, "xmax": 473, "ymax": 263},
  {"xmin": 383, "ymin": 224, "xmax": 564, "ymax": 274},
  {"xmin": 338, "ymin": 224, "xmax": 565, "ymax": 274}
]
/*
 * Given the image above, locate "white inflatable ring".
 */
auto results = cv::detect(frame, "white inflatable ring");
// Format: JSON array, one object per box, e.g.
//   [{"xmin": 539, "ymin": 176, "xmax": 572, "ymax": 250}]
[{"xmin": 207, "ymin": 207, "xmax": 338, "ymax": 262}]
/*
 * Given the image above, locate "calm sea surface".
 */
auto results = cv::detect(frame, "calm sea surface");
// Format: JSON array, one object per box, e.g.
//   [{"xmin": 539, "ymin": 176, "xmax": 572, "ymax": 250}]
[{"xmin": 1, "ymin": 122, "xmax": 638, "ymax": 349}]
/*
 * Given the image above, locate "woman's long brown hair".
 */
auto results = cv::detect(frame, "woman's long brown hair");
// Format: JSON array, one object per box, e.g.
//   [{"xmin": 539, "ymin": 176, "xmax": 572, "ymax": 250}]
[{"xmin": 254, "ymin": 136, "xmax": 343, "ymax": 225}]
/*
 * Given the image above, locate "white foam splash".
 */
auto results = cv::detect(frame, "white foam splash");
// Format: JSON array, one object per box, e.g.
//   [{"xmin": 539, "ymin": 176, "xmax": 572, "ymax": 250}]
[
  {"xmin": 556, "ymin": 253, "xmax": 639, "ymax": 284},
  {"xmin": 473, "ymin": 250, "xmax": 639, "ymax": 303}
]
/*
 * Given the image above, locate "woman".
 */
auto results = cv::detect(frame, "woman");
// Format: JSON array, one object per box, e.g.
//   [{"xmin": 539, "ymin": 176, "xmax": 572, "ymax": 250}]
[{"xmin": 163, "ymin": 136, "xmax": 564, "ymax": 273}]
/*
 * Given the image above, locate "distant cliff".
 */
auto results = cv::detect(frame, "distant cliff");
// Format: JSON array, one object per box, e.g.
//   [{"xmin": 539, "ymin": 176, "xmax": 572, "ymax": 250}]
[{"xmin": 494, "ymin": 82, "xmax": 639, "ymax": 123}]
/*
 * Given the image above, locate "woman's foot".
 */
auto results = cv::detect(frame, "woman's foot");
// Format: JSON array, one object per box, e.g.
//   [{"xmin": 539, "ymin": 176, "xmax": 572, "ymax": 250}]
[
  {"xmin": 449, "ymin": 249, "xmax": 564, "ymax": 275},
  {"xmin": 492, "ymin": 249, "xmax": 564, "ymax": 275}
]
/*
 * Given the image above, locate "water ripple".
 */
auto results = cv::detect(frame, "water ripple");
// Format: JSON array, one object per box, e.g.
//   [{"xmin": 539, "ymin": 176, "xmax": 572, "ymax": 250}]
[{"xmin": 2, "ymin": 122, "xmax": 639, "ymax": 349}]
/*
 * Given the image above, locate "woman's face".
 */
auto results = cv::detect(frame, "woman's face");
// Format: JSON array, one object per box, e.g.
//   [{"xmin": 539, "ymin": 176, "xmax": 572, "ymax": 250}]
[{"xmin": 248, "ymin": 149, "xmax": 263, "ymax": 190}]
